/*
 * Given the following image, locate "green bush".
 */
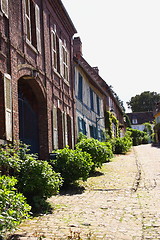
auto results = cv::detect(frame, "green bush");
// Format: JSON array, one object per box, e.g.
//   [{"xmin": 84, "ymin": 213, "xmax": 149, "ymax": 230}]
[
  {"xmin": 127, "ymin": 128, "xmax": 149, "ymax": 146},
  {"xmin": 0, "ymin": 143, "xmax": 22, "ymax": 176},
  {"xmin": 0, "ymin": 142, "xmax": 63, "ymax": 213},
  {"xmin": 0, "ymin": 175, "xmax": 31, "ymax": 237},
  {"xmin": 77, "ymin": 132, "xmax": 88, "ymax": 143},
  {"xmin": 17, "ymin": 155, "xmax": 63, "ymax": 209},
  {"xmin": 50, "ymin": 147, "xmax": 93, "ymax": 185},
  {"xmin": 111, "ymin": 132, "xmax": 132, "ymax": 154},
  {"xmin": 76, "ymin": 138, "xmax": 112, "ymax": 171}
]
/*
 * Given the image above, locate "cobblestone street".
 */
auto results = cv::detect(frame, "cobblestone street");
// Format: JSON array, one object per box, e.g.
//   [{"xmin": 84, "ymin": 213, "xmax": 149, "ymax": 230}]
[{"xmin": 13, "ymin": 144, "xmax": 160, "ymax": 240}]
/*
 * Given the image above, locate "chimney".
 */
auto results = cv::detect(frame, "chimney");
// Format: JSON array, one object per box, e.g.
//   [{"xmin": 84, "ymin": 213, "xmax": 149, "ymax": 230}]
[
  {"xmin": 73, "ymin": 37, "xmax": 82, "ymax": 58},
  {"xmin": 93, "ymin": 67, "xmax": 99, "ymax": 74}
]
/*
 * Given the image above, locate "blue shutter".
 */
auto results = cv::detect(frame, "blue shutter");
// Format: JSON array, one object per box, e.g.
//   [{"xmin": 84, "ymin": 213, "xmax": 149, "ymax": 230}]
[
  {"xmin": 97, "ymin": 96, "xmax": 100, "ymax": 116},
  {"xmin": 78, "ymin": 73, "xmax": 83, "ymax": 101},
  {"xmin": 90, "ymin": 88, "xmax": 94, "ymax": 111}
]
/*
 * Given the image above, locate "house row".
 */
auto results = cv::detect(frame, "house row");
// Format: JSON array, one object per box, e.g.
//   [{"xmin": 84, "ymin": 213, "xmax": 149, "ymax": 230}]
[{"xmin": 0, "ymin": 0, "xmax": 125, "ymax": 159}]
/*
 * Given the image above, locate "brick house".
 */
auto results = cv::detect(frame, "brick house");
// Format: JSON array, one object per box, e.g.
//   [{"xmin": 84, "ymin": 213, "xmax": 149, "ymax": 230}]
[
  {"xmin": 73, "ymin": 37, "xmax": 125, "ymax": 141},
  {"xmin": 0, "ymin": 0, "xmax": 76, "ymax": 159}
]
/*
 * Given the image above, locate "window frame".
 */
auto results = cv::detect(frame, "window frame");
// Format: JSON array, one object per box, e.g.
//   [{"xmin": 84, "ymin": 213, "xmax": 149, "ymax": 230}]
[{"xmin": 1, "ymin": 0, "xmax": 8, "ymax": 18}]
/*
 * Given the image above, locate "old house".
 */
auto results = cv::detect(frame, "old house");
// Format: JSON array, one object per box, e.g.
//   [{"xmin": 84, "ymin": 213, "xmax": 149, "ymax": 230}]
[
  {"xmin": 73, "ymin": 37, "xmax": 125, "ymax": 141},
  {"xmin": 0, "ymin": 0, "xmax": 76, "ymax": 159},
  {"xmin": 127, "ymin": 112, "xmax": 154, "ymax": 131}
]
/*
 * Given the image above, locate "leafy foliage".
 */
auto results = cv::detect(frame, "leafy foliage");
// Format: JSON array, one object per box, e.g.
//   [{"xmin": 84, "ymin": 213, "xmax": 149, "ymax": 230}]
[
  {"xmin": 0, "ymin": 143, "xmax": 22, "ymax": 176},
  {"xmin": 76, "ymin": 138, "xmax": 113, "ymax": 171},
  {"xmin": 111, "ymin": 132, "xmax": 132, "ymax": 154},
  {"xmin": 17, "ymin": 155, "xmax": 62, "ymax": 209},
  {"xmin": 0, "ymin": 175, "xmax": 31, "ymax": 237},
  {"xmin": 127, "ymin": 128, "xmax": 149, "ymax": 146},
  {"xmin": 105, "ymin": 111, "xmax": 119, "ymax": 138},
  {"xmin": 50, "ymin": 147, "xmax": 93, "ymax": 185},
  {"xmin": 127, "ymin": 91, "xmax": 160, "ymax": 112},
  {"xmin": 0, "ymin": 142, "xmax": 62, "ymax": 213}
]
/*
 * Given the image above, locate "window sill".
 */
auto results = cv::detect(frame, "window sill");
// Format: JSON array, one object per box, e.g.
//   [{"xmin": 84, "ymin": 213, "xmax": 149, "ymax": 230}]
[{"xmin": 26, "ymin": 39, "xmax": 38, "ymax": 54}]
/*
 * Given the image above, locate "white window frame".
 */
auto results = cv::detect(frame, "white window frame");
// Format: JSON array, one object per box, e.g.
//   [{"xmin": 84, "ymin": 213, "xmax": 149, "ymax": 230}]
[
  {"xmin": 62, "ymin": 45, "xmax": 69, "ymax": 81},
  {"xmin": 1, "ymin": 0, "xmax": 8, "ymax": 18},
  {"xmin": 51, "ymin": 30, "xmax": 57, "ymax": 70},
  {"xmin": 35, "ymin": 4, "xmax": 41, "ymax": 53},
  {"xmin": 25, "ymin": 0, "xmax": 31, "ymax": 42},
  {"xmin": 24, "ymin": 0, "xmax": 41, "ymax": 52}
]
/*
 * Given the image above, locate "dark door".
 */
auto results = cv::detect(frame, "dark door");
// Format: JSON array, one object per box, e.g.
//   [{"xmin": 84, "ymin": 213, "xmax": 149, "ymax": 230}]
[{"xmin": 18, "ymin": 94, "xmax": 39, "ymax": 154}]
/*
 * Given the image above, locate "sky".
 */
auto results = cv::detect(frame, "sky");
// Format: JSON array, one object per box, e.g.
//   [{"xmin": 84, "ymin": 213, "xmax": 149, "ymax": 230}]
[{"xmin": 62, "ymin": 0, "xmax": 160, "ymax": 112}]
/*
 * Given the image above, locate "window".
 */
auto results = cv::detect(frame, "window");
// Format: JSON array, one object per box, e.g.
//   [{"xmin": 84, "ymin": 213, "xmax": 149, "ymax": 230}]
[
  {"xmin": 25, "ymin": 0, "xmax": 41, "ymax": 52},
  {"xmin": 90, "ymin": 88, "xmax": 94, "ymax": 111},
  {"xmin": 132, "ymin": 118, "xmax": 138, "ymax": 124},
  {"xmin": 0, "ymin": 0, "xmax": 8, "ymax": 17},
  {"xmin": 51, "ymin": 30, "xmax": 58, "ymax": 70},
  {"xmin": 78, "ymin": 73, "xmax": 83, "ymax": 101},
  {"xmin": 78, "ymin": 117, "xmax": 86, "ymax": 135},
  {"xmin": 89, "ymin": 125, "xmax": 96, "ymax": 139},
  {"xmin": 51, "ymin": 30, "xmax": 69, "ymax": 80},
  {"xmin": 62, "ymin": 45, "xmax": 69, "ymax": 81}
]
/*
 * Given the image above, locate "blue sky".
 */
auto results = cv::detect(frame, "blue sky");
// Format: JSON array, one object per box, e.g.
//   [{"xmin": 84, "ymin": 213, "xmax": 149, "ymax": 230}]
[{"xmin": 62, "ymin": 0, "xmax": 160, "ymax": 112}]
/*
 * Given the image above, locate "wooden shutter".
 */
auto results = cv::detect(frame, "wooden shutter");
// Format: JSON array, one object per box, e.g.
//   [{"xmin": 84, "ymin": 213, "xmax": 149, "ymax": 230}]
[
  {"xmin": 4, "ymin": 74, "xmax": 12, "ymax": 141},
  {"xmin": 97, "ymin": 95, "xmax": 100, "ymax": 116},
  {"xmin": 35, "ymin": 4, "xmax": 41, "ymax": 53},
  {"xmin": 53, "ymin": 106, "xmax": 58, "ymax": 149},
  {"xmin": 90, "ymin": 88, "xmax": 94, "ymax": 111},
  {"xmin": 1, "ymin": 0, "xmax": 8, "ymax": 17},
  {"xmin": 64, "ymin": 112, "xmax": 68, "ymax": 146},
  {"xmin": 78, "ymin": 73, "xmax": 83, "ymax": 101},
  {"xmin": 59, "ymin": 39, "xmax": 63, "ymax": 76},
  {"xmin": 70, "ymin": 117, "xmax": 74, "ymax": 148}
]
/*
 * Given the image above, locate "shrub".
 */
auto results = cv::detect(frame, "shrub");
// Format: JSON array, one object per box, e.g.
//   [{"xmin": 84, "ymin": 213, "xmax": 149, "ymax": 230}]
[
  {"xmin": 50, "ymin": 147, "xmax": 93, "ymax": 185},
  {"xmin": 77, "ymin": 132, "xmax": 88, "ymax": 143},
  {"xmin": 17, "ymin": 155, "xmax": 63, "ymax": 209},
  {"xmin": 111, "ymin": 132, "xmax": 132, "ymax": 154},
  {"xmin": 76, "ymin": 138, "xmax": 112, "ymax": 171},
  {"xmin": 0, "ymin": 144, "xmax": 22, "ymax": 176},
  {"xmin": 0, "ymin": 175, "xmax": 31, "ymax": 237},
  {"xmin": 127, "ymin": 128, "xmax": 149, "ymax": 146}
]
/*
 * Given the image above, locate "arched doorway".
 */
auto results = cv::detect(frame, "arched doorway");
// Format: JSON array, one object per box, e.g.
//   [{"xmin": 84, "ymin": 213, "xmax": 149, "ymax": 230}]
[{"xmin": 18, "ymin": 79, "xmax": 39, "ymax": 154}]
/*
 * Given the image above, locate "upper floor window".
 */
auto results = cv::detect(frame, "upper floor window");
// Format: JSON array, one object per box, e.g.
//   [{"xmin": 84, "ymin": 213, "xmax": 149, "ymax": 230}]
[
  {"xmin": 51, "ymin": 29, "xmax": 69, "ymax": 81},
  {"xmin": 51, "ymin": 30, "xmax": 60, "ymax": 72},
  {"xmin": 0, "ymin": 0, "xmax": 8, "ymax": 17},
  {"xmin": 25, "ymin": 0, "xmax": 41, "ymax": 52},
  {"xmin": 132, "ymin": 118, "xmax": 138, "ymax": 124},
  {"xmin": 62, "ymin": 45, "xmax": 69, "ymax": 81}
]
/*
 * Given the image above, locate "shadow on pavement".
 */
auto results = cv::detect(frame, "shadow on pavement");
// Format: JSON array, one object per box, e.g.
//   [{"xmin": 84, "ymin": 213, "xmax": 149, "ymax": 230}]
[{"xmin": 151, "ymin": 143, "xmax": 160, "ymax": 148}]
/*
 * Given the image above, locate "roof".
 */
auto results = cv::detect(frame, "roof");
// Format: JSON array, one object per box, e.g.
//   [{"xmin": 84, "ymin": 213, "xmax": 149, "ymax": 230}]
[
  {"xmin": 74, "ymin": 55, "xmax": 124, "ymax": 115},
  {"xmin": 127, "ymin": 112, "xmax": 154, "ymax": 125}
]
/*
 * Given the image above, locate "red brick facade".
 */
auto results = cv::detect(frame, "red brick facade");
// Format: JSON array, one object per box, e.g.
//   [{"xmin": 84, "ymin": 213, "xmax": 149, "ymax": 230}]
[{"xmin": 0, "ymin": 0, "xmax": 76, "ymax": 159}]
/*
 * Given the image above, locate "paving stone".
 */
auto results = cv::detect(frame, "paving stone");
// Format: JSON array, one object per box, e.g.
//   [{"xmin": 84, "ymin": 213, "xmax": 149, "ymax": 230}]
[{"xmin": 11, "ymin": 145, "xmax": 160, "ymax": 239}]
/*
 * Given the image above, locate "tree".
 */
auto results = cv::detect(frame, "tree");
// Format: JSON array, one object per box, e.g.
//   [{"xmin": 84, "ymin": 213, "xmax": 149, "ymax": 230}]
[
  {"xmin": 109, "ymin": 85, "xmax": 125, "ymax": 112},
  {"xmin": 127, "ymin": 91, "xmax": 160, "ymax": 112}
]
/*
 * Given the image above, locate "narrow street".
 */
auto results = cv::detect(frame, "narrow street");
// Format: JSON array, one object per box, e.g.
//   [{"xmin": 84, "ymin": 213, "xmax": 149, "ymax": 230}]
[{"xmin": 13, "ymin": 144, "xmax": 160, "ymax": 240}]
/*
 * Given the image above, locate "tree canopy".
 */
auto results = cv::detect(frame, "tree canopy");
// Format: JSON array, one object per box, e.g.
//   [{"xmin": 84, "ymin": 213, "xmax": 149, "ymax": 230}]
[{"xmin": 127, "ymin": 91, "xmax": 160, "ymax": 112}]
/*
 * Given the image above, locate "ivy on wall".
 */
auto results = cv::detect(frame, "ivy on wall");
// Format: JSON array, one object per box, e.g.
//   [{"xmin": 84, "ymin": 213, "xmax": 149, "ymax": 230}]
[{"xmin": 105, "ymin": 111, "xmax": 119, "ymax": 138}]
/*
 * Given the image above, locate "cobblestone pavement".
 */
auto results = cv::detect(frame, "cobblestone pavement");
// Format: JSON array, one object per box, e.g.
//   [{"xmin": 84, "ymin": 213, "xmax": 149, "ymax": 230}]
[{"xmin": 12, "ymin": 144, "xmax": 160, "ymax": 240}]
